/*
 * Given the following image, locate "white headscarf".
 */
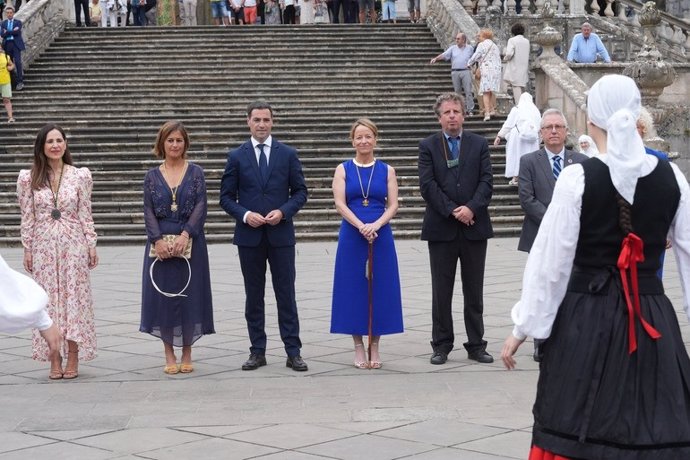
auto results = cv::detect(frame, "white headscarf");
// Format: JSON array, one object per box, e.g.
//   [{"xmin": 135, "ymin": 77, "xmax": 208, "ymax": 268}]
[
  {"xmin": 586, "ymin": 74, "xmax": 646, "ymax": 204},
  {"xmin": 515, "ymin": 93, "xmax": 541, "ymax": 138},
  {"xmin": 516, "ymin": 93, "xmax": 541, "ymax": 125},
  {"xmin": 577, "ymin": 134, "xmax": 599, "ymax": 157}
]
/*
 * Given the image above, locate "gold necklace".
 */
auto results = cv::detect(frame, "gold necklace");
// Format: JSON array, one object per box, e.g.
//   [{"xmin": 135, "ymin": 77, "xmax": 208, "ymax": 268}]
[
  {"xmin": 162, "ymin": 161, "xmax": 188, "ymax": 212},
  {"xmin": 49, "ymin": 162, "xmax": 64, "ymax": 220},
  {"xmin": 354, "ymin": 159, "xmax": 376, "ymax": 207}
]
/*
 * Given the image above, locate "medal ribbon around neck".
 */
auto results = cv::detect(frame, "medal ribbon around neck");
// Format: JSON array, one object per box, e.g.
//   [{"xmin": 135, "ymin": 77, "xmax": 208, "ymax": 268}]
[
  {"xmin": 354, "ymin": 160, "xmax": 376, "ymax": 207},
  {"xmin": 50, "ymin": 162, "xmax": 64, "ymax": 220},
  {"xmin": 162, "ymin": 161, "xmax": 188, "ymax": 212}
]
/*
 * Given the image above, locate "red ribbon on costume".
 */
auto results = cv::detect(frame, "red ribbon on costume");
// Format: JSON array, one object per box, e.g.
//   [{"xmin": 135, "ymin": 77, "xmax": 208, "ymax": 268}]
[
  {"xmin": 617, "ymin": 233, "xmax": 661, "ymax": 354},
  {"xmin": 529, "ymin": 446, "xmax": 571, "ymax": 460}
]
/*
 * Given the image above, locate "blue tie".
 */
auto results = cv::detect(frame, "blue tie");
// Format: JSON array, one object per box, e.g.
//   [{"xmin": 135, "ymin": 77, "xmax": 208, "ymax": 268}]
[
  {"xmin": 449, "ymin": 137, "xmax": 459, "ymax": 159},
  {"xmin": 257, "ymin": 144, "xmax": 268, "ymax": 183},
  {"xmin": 552, "ymin": 155, "xmax": 562, "ymax": 179}
]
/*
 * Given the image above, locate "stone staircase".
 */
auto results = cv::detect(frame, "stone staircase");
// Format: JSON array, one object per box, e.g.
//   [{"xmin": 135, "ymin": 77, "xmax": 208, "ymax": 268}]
[{"xmin": 0, "ymin": 24, "xmax": 521, "ymax": 245}]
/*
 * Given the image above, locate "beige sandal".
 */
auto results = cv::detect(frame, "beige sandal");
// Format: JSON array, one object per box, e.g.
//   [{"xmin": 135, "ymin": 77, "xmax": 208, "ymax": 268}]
[
  {"xmin": 63, "ymin": 351, "xmax": 79, "ymax": 379},
  {"xmin": 369, "ymin": 342, "xmax": 382, "ymax": 369},
  {"xmin": 49, "ymin": 355, "xmax": 63, "ymax": 380},
  {"xmin": 354, "ymin": 343, "xmax": 369, "ymax": 369}
]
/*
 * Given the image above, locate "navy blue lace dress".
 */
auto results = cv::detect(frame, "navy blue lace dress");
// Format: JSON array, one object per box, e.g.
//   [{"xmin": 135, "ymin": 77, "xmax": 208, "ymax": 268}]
[{"xmin": 140, "ymin": 162, "xmax": 215, "ymax": 346}]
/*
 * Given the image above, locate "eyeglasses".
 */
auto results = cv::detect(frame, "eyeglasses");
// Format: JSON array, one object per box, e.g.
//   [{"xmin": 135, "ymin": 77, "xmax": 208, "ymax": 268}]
[{"xmin": 541, "ymin": 124, "xmax": 567, "ymax": 131}]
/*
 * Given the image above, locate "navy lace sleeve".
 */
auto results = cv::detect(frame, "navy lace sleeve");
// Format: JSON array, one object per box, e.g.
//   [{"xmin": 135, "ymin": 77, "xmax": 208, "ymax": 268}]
[
  {"xmin": 181, "ymin": 164, "xmax": 207, "ymax": 238},
  {"xmin": 143, "ymin": 169, "xmax": 164, "ymax": 243}
]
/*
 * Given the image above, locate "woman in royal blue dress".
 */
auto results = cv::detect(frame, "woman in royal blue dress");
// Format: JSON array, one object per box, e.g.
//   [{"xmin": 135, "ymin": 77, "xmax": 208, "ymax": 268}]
[
  {"xmin": 141, "ymin": 121, "xmax": 215, "ymax": 375},
  {"xmin": 331, "ymin": 118, "xmax": 404, "ymax": 369}
]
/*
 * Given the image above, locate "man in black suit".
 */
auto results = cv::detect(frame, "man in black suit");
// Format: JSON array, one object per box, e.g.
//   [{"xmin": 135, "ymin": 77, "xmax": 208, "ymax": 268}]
[
  {"xmin": 418, "ymin": 92, "xmax": 494, "ymax": 365},
  {"xmin": 220, "ymin": 101, "xmax": 309, "ymax": 372}
]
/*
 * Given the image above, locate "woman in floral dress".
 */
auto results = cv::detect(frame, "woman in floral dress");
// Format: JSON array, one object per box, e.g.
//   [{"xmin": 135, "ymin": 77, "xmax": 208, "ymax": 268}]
[
  {"xmin": 468, "ymin": 28, "xmax": 502, "ymax": 121},
  {"xmin": 17, "ymin": 124, "xmax": 99, "ymax": 380}
]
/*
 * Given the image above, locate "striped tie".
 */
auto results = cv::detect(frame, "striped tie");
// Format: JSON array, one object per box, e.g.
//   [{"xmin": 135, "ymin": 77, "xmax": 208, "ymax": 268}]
[{"xmin": 553, "ymin": 155, "xmax": 562, "ymax": 179}]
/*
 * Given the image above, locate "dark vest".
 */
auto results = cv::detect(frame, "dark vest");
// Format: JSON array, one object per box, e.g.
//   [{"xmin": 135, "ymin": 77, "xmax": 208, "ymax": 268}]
[{"xmin": 573, "ymin": 158, "xmax": 680, "ymax": 273}]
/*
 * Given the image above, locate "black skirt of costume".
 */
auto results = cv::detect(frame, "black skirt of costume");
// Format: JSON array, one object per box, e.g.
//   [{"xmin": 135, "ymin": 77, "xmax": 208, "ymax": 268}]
[
  {"xmin": 531, "ymin": 159, "xmax": 690, "ymax": 459},
  {"xmin": 534, "ymin": 269, "xmax": 690, "ymax": 459}
]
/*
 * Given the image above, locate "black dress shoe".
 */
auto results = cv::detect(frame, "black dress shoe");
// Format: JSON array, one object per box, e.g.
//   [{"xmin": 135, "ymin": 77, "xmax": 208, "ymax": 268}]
[
  {"xmin": 430, "ymin": 351, "xmax": 448, "ymax": 365},
  {"xmin": 468, "ymin": 350, "xmax": 494, "ymax": 363},
  {"xmin": 241, "ymin": 353, "xmax": 267, "ymax": 370},
  {"xmin": 286, "ymin": 355, "xmax": 308, "ymax": 372}
]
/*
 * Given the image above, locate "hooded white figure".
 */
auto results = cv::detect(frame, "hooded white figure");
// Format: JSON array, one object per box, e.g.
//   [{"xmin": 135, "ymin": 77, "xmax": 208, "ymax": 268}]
[
  {"xmin": 577, "ymin": 134, "xmax": 599, "ymax": 157},
  {"xmin": 494, "ymin": 92, "xmax": 541, "ymax": 184}
]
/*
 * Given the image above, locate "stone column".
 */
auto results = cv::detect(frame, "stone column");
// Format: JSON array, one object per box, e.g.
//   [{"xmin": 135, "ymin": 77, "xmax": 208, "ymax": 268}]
[
  {"xmin": 533, "ymin": 1, "xmax": 562, "ymax": 63},
  {"xmin": 569, "ymin": 0, "xmax": 584, "ymax": 14},
  {"xmin": 622, "ymin": 1, "xmax": 676, "ymax": 106}
]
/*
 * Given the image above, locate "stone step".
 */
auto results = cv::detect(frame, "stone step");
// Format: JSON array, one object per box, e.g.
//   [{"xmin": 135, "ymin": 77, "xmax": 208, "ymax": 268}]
[
  {"xmin": 0, "ymin": 225, "xmax": 524, "ymax": 247},
  {"xmin": 0, "ymin": 216, "xmax": 525, "ymax": 241},
  {"xmin": 0, "ymin": 186, "xmax": 521, "ymax": 204},
  {"xmin": 0, "ymin": 176, "xmax": 518, "ymax": 196},
  {"xmin": 0, "ymin": 152, "xmax": 514, "ymax": 172},
  {"xmin": 0, "ymin": 24, "xmax": 524, "ymax": 246},
  {"xmin": 0, "ymin": 202, "xmax": 524, "ymax": 224}
]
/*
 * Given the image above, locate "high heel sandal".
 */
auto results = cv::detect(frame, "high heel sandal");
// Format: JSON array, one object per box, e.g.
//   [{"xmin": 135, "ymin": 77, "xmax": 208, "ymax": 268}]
[
  {"xmin": 179, "ymin": 363, "xmax": 194, "ymax": 373},
  {"xmin": 49, "ymin": 354, "xmax": 63, "ymax": 380},
  {"xmin": 354, "ymin": 343, "xmax": 369, "ymax": 369},
  {"xmin": 369, "ymin": 342, "xmax": 382, "ymax": 369},
  {"xmin": 164, "ymin": 364, "xmax": 180, "ymax": 375},
  {"xmin": 63, "ymin": 351, "xmax": 79, "ymax": 379}
]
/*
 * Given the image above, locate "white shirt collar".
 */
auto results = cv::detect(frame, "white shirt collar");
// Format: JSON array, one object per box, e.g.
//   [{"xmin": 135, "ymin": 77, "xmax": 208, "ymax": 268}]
[
  {"xmin": 545, "ymin": 146, "xmax": 565, "ymax": 159},
  {"xmin": 251, "ymin": 135, "xmax": 272, "ymax": 149}
]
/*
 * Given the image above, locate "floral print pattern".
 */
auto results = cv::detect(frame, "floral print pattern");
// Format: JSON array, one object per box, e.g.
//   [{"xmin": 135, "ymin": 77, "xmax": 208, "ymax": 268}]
[
  {"xmin": 17, "ymin": 166, "xmax": 98, "ymax": 362},
  {"xmin": 468, "ymin": 39, "xmax": 503, "ymax": 94}
]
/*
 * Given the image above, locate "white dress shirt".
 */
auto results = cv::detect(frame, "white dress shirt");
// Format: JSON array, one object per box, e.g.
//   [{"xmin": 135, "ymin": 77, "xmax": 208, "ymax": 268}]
[
  {"xmin": 511, "ymin": 155, "xmax": 690, "ymax": 340},
  {"xmin": 242, "ymin": 136, "xmax": 273, "ymax": 223}
]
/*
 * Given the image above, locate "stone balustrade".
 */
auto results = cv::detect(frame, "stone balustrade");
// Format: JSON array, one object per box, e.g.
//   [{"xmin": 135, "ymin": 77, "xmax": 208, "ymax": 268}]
[
  {"xmin": 11, "ymin": 0, "xmax": 67, "ymax": 72},
  {"xmin": 613, "ymin": 0, "xmax": 690, "ymax": 59}
]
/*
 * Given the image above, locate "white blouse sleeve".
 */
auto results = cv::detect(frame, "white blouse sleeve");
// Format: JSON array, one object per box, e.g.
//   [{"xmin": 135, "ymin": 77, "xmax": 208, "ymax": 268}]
[
  {"xmin": 510, "ymin": 163, "xmax": 585, "ymax": 340},
  {"xmin": 497, "ymin": 108, "xmax": 518, "ymax": 139},
  {"xmin": 668, "ymin": 163, "xmax": 690, "ymax": 322},
  {"xmin": 0, "ymin": 255, "xmax": 51, "ymax": 333}
]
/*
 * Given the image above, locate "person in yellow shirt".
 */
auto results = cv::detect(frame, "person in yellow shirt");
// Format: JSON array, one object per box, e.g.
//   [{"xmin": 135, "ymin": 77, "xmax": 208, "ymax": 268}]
[{"xmin": 0, "ymin": 42, "xmax": 14, "ymax": 123}]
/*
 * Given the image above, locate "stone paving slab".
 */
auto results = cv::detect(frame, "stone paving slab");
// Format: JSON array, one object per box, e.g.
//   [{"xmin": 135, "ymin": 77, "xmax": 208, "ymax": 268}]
[{"xmin": 0, "ymin": 238, "xmax": 688, "ymax": 459}]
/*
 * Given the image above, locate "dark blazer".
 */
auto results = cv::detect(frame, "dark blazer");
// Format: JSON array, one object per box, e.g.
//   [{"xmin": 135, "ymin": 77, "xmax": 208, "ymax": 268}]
[
  {"xmin": 418, "ymin": 130, "xmax": 493, "ymax": 241},
  {"xmin": 517, "ymin": 147, "xmax": 588, "ymax": 252},
  {"xmin": 219, "ymin": 139, "xmax": 308, "ymax": 247},
  {"xmin": 1, "ymin": 19, "xmax": 25, "ymax": 51}
]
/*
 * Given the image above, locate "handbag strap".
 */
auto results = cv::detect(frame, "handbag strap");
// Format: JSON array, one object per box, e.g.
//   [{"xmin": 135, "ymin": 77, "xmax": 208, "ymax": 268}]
[{"xmin": 478, "ymin": 42, "xmax": 495, "ymax": 67}]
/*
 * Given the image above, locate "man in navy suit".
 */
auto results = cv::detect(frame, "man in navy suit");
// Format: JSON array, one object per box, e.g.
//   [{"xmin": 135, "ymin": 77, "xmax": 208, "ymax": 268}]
[
  {"xmin": 220, "ymin": 101, "xmax": 309, "ymax": 372},
  {"xmin": 418, "ymin": 92, "xmax": 494, "ymax": 365},
  {"xmin": 1, "ymin": 6, "xmax": 24, "ymax": 90}
]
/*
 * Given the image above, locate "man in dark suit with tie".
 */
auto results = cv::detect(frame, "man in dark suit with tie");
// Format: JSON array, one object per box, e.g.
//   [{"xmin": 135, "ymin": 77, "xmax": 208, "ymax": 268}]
[
  {"xmin": 418, "ymin": 92, "xmax": 494, "ymax": 365},
  {"xmin": 518, "ymin": 108, "xmax": 588, "ymax": 362},
  {"xmin": 518, "ymin": 108, "xmax": 588, "ymax": 253},
  {"xmin": 1, "ymin": 6, "xmax": 25, "ymax": 90},
  {"xmin": 220, "ymin": 100, "xmax": 309, "ymax": 372}
]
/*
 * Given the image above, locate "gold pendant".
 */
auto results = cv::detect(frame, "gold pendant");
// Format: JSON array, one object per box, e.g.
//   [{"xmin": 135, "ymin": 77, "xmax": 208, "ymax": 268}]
[
  {"xmin": 362, "ymin": 199, "xmax": 369, "ymax": 207},
  {"xmin": 171, "ymin": 203, "xmax": 178, "ymax": 212}
]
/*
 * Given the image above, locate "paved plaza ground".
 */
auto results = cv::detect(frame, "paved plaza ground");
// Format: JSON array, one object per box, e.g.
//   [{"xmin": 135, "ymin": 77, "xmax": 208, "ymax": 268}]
[{"xmin": 1, "ymin": 238, "xmax": 688, "ymax": 459}]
